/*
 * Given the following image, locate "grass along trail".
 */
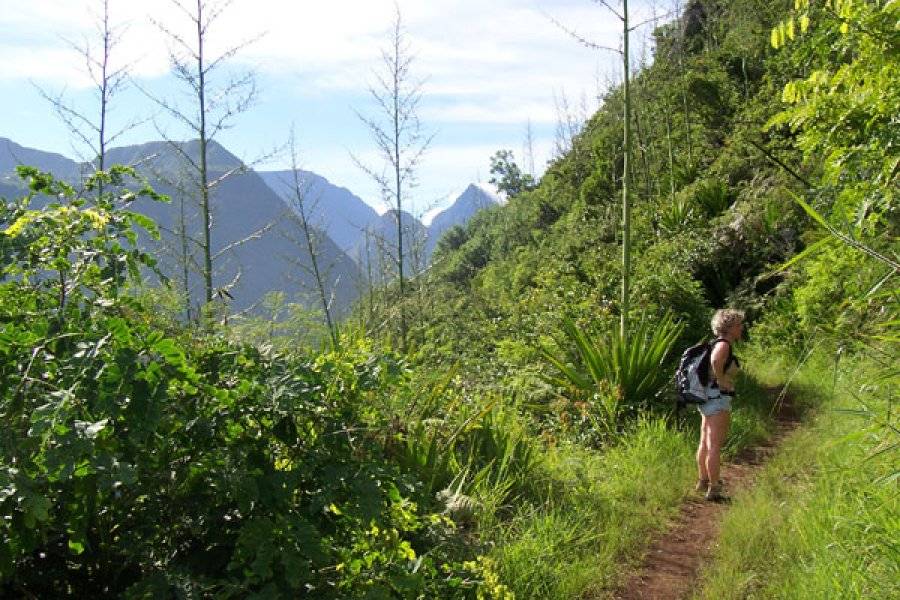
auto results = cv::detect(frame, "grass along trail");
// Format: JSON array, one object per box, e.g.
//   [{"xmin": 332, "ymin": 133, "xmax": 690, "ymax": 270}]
[{"xmin": 607, "ymin": 388, "xmax": 800, "ymax": 600}]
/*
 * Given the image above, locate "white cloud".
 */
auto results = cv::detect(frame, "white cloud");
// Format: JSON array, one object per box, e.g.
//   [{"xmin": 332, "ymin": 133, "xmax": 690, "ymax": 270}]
[
  {"xmin": 0, "ymin": 0, "xmax": 665, "ymax": 95},
  {"xmin": 0, "ymin": 0, "xmax": 672, "ymax": 213}
]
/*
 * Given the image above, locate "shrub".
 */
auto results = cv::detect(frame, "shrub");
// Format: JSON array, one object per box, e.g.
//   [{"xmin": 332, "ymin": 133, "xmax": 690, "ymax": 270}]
[
  {"xmin": 541, "ymin": 313, "xmax": 685, "ymax": 435},
  {"xmin": 0, "ymin": 170, "xmax": 495, "ymax": 598}
]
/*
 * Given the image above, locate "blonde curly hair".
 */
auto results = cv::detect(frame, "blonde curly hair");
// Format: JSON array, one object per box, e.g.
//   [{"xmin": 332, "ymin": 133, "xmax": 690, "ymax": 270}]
[{"xmin": 711, "ymin": 308, "xmax": 745, "ymax": 337}]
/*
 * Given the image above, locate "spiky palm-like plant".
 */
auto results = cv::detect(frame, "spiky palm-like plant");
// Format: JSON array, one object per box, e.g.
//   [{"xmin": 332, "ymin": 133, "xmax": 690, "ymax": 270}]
[{"xmin": 542, "ymin": 313, "xmax": 684, "ymax": 419}]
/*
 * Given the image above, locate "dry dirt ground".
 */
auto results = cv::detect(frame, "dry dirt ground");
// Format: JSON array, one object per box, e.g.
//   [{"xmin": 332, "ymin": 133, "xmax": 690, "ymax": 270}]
[{"xmin": 607, "ymin": 389, "xmax": 800, "ymax": 600}]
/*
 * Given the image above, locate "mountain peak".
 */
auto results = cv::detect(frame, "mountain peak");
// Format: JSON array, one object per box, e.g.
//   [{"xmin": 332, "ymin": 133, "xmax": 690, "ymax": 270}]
[
  {"xmin": 423, "ymin": 183, "xmax": 500, "ymax": 258},
  {"xmin": 104, "ymin": 139, "xmax": 243, "ymax": 173},
  {"xmin": 428, "ymin": 184, "xmax": 498, "ymax": 232}
]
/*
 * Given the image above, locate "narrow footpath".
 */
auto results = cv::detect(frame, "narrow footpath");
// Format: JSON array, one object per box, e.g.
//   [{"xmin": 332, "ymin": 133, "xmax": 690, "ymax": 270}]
[{"xmin": 609, "ymin": 388, "xmax": 800, "ymax": 600}]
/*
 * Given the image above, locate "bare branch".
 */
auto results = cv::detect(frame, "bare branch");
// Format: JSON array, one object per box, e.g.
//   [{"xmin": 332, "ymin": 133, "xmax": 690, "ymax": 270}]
[
  {"xmin": 105, "ymin": 116, "xmax": 152, "ymax": 147},
  {"xmin": 212, "ymin": 221, "xmax": 275, "ymax": 261},
  {"xmin": 591, "ymin": 0, "xmax": 624, "ymax": 21},
  {"xmin": 218, "ymin": 265, "xmax": 241, "ymax": 294},
  {"xmin": 544, "ymin": 11, "xmax": 622, "ymax": 54},
  {"xmin": 156, "ymin": 221, "xmax": 206, "ymax": 250},
  {"xmin": 164, "ymin": 0, "xmax": 201, "ymax": 25},
  {"xmin": 629, "ymin": 9, "xmax": 677, "ymax": 32},
  {"xmin": 150, "ymin": 17, "xmax": 200, "ymax": 62},
  {"xmin": 31, "ymin": 83, "xmax": 100, "ymax": 158},
  {"xmin": 202, "ymin": 0, "xmax": 236, "ymax": 32},
  {"xmin": 206, "ymin": 164, "xmax": 245, "ymax": 190},
  {"xmin": 133, "ymin": 78, "xmax": 203, "ymax": 135},
  {"xmin": 203, "ymin": 32, "xmax": 264, "ymax": 75},
  {"xmin": 150, "ymin": 121, "xmax": 201, "ymax": 173}
]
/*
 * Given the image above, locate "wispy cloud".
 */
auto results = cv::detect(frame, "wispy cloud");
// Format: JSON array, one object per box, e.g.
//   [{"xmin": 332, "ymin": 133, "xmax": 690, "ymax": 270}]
[
  {"xmin": 1, "ymin": 0, "xmax": 663, "ymax": 93},
  {"xmin": 0, "ymin": 0, "xmax": 671, "ymax": 213}
]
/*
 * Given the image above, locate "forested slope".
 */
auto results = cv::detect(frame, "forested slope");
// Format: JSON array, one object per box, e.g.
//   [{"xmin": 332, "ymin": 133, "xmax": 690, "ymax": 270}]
[{"xmin": 406, "ymin": 0, "xmax": 805, "ymax": 378}]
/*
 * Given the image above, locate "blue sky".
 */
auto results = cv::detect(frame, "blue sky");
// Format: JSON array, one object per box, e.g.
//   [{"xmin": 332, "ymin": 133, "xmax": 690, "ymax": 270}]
[{"xmin": 0, "ymin": 0, "xmax": 668, "ymax": 217}]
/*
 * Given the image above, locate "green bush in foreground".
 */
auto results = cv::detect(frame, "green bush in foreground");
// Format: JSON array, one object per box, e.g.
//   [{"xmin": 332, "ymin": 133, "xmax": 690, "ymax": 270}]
[
  {"xmin": 0, "ymin": 170, "xmax": 507, "ymax": 598},
  {"xmin": 541, "ymin": 313, "xmax": 684, "ymax": 438}
]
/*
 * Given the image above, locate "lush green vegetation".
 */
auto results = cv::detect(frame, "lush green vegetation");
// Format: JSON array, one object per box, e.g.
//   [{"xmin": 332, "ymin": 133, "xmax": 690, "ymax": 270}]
[
  {"xmin": 390, "ymin": 0, "xmax": 897, "ymax": 595},
  {"xmin": 0, "ymin": 169, "xmax": 511, "ymax": 597},
  {"xmin": 1, "ymin": 0, "xmax": 896, "ymax": 597},
  {"xmin": 694, "ymin": 352, "xmax": 898, "ymax": 599}
]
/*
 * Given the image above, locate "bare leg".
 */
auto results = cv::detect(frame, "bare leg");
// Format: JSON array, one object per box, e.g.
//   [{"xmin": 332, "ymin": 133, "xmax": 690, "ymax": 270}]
[
  {"xmin": 697, "ymin": 414, "xmax": 709, "ymax": 482},
  {"xmin": 704, "ymin": 410, "xmax": 731, "ymax": 487}
]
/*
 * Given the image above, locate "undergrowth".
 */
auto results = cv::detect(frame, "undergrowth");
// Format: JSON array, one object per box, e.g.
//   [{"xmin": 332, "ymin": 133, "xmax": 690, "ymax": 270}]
[
  {"xmin": 484, "ymin": 349, "xmax": 788, "ymax": 600},
  {"xmin": 694, "ymin": 351, "xmax": 899, "ymax": 599},
  {"xmin": 489, "ymin": 418, "xmax": 696, "ymax": 599}
]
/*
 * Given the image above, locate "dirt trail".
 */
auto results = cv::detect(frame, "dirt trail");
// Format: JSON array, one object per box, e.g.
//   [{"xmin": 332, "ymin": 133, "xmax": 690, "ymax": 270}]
[{"xmin": 608, "ymin": 389, "xmax": 800, "ymax": 600}]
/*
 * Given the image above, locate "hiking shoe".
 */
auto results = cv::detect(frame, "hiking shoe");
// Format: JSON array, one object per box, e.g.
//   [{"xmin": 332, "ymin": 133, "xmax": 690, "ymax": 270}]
[
  {"xmin": 696, "ymin": 478, "xmax": 724, "ymax": 493},
  {"xmin": 705, "ymin": 483, "xmax": 730, "ymax": 503}
]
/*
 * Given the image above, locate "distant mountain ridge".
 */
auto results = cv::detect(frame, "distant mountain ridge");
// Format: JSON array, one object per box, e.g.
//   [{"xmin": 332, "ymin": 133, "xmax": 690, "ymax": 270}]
[
  {"xmin": 0, "ymin": 137, "xmax": 83, "ymax": 199},
  {"xmin": 0, "ymin": 137, "xmax": 361, "ymax": 316},
  {"xmin": 258, "ymin": 171, "xmax": 500, "ymax": 267},
  {"xmin": 1, "ymin": 136, "xmax": 499, "ymax": 311},
  {"xmin": 257, "ymin": 169, "xmax": 380, "ymax": 256}
]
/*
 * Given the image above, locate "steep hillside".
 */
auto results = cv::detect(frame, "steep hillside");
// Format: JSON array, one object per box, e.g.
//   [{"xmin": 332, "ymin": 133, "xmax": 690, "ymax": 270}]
[
  {"xmin": 1, "ymin": 0, "xmax": 893, "ymax": 597},
  {"xmin": 401, "ymin": 0, "xmax": 808, "ymax": 380}
]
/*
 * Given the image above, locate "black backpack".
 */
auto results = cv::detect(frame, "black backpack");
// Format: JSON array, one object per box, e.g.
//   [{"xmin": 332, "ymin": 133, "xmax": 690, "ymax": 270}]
[{"xmin": 674, "ymin": 338, "xmax": 729, "ymax": 409}]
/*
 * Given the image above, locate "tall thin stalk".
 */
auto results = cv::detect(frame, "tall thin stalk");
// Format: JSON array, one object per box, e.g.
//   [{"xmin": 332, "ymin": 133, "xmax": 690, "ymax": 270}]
[
  {"xmin": 621, "ymin": 0, "xmax": 632, "ymax": 338},
  {"xmin": 353, "ymin": 6, "xmax": 433, "ymax": 352},
  {"xmin": 285, "ymin": 131, "xmax": 339, "ymax": 348}
]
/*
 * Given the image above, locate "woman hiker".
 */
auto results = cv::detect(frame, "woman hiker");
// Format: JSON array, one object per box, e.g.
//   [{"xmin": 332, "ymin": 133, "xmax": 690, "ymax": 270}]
[{"xmin": 696, "ymin": 308, "xmax": 744, "ymax": 501}]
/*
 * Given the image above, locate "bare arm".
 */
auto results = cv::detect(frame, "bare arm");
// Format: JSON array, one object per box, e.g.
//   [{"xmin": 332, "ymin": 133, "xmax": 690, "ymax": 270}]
[{"xmin": 710, "ymin": 341, "xmax": 730, "ymax": 387}]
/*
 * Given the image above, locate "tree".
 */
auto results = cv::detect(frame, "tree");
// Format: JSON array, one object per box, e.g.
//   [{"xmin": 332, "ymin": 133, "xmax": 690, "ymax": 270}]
[
  {"xmin": 550, "ymin": 0, "xmax": 638, "ymax": 336},
  {"xmin": 620, "ymin": 0, "xmax": 633, "ymax": 338},
  {"xmin": 354, "ymin": 6, "xmax": 433, "ymax": 352},
  {"xmin": 280, "ymin": 129, "xmax": 339, "ymax": 348},
  {"xmin": 522, "ymin": 118, "xmax": 537, "ymax": 179},
  {"xmin": 488, "ymin": 150, "xmax": 535, "ymax": 198},
  {"xmin": 143, "ymin": 0, "xmax": 261, "ymax": 307},
  {"xmin": 152, "ymin": 163, "xmax": 202, "ymax": 321},
  {"xmin": 34, "ymin": 0, "xmax": 146, "ymax": 295},
  {"xmin": 551, "ymin": 88, "xmax": 585, "ymax": 160},
  {"xmin": 35, "ymin": 0, "xmax": 140, "ymax": 194},
  {"xmin": 765, "ymin": 0, "xmax": 899, "ymax": 318}
]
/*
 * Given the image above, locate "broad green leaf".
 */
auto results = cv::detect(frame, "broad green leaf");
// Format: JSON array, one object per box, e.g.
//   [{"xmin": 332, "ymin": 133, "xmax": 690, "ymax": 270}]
[
  {"xmin": 75, "ymin": 419, "xmax": 108, "ymax": 439},
  {"xmin": 106, "ymin": 317, "xmax": 134, "ymax": 344},
  {"xmin": 68, "ymin": 539, "xmax": 85, "ymax": 555},
  {"xmin": 152, "ymin": 338, "xmax": 186, "ymax": 367}
]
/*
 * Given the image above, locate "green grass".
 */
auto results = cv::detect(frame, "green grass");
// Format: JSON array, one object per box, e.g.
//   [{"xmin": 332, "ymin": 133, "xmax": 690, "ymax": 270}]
[
  {"xmin": 480, "ymin": 345, "xmax": 805, "ymax": 598},
  {"xmin": 694, "ymin": 352, "xmax": 899, "ymax": 599},
  {"xmin": 485, "ymin": 418, "xmax": 697, "ymax": 598}
]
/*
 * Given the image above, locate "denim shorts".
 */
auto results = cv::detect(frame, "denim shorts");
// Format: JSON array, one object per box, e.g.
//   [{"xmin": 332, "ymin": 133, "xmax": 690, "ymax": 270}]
[{"xmin": 698, "ymin": 393, "xmax": 733, "ymax": 417}]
